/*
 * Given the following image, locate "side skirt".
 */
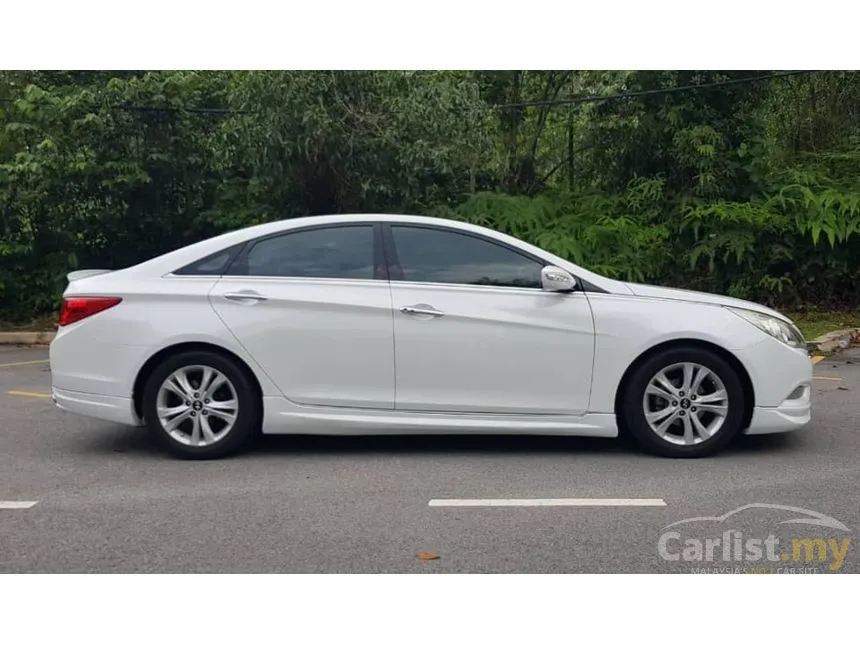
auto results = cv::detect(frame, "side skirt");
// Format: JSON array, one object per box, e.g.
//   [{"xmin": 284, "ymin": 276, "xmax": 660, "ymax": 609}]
[{"xmin": 261, "ymin": 396, "xmax": 618, "ymax": 437}]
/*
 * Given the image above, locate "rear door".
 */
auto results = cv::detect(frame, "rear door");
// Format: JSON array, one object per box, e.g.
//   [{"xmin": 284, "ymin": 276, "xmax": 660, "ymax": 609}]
[
  {"xmin": 384, "ymin": 224, "xmax": 595, "ymax": 415},
  {"xmin": 209, "ymin": 223, "xmax": 396, "ymax": 409}
]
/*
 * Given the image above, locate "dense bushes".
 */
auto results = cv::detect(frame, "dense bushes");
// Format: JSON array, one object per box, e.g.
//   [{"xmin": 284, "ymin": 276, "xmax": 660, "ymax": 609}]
[
  {"xmin": 2, "ymin": 70, "xmax": 860, "ymax": 322},
  {"xmin": 444, "ymin": 167, "xmax": 860, "ymax": 308}
]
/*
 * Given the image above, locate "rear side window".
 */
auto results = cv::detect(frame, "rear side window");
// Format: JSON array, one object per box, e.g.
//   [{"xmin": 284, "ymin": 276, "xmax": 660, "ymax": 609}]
[{"xmin": 242, "ymin": 225, "xmax": 375, "ymax": 279}]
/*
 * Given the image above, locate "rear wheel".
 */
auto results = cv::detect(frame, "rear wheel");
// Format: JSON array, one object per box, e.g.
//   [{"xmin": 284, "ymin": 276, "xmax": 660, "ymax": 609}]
[
  {"xmin": 620, "ymin": 346, "xmax": 746, "ymax": 458},
  {"xmin": 142, "ymin": 350, "xmax": 260, "ymax": 459}
]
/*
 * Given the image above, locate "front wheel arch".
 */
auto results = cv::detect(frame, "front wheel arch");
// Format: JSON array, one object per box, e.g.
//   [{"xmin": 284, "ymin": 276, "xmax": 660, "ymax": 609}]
[{"xmin": 613, "ymin": 339, "xmax": 755, "ymax": 437}]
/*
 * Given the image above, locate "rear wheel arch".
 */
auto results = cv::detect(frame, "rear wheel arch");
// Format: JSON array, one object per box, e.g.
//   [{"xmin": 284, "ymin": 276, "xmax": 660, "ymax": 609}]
[
  {"xmin": 133, "ymin": 342, "xmax": 263, "ymax": 422},
  {"xmin": 613, "ymin": 339, "xmax": 755, "ymax": 434}
]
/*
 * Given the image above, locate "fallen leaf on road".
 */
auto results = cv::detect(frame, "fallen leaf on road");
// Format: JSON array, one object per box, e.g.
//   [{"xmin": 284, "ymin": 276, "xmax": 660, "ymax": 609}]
[{"xmin": 416, "ymin": 551, "xmax": 440, "ymax": 561}]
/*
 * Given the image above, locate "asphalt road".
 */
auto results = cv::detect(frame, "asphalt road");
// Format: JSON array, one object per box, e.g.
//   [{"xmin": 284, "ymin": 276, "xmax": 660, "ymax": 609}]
[{"xmin": 1, "ymin": 345, "xmax": 858, "ymax": 573}]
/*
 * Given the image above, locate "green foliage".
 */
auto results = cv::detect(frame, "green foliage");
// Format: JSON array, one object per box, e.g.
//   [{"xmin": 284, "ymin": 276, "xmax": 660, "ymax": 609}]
[
  {"xmin": 3, "ymin": 70, "xmax": 860, "ymax": 322},
  {"xmin": 216, "ymin": 70, "xmax": 492, "ymax": 217},
  {"xmin": 0, "ymin": 71, "xmax": 234, "ymax": 317},
  {"xmin": 450, "ymin": 179, "xmax": 672, "ymax": 283}
]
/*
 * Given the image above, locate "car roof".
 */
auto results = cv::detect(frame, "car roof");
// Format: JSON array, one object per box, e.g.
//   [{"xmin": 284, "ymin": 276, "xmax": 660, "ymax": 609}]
[
  {"xmin": 129, "ymin": 214, "xmax": 496, "ymax": 275},
  {"xmin": 122, "ymin": 213, "xmax": 625, "ymax": 293}
]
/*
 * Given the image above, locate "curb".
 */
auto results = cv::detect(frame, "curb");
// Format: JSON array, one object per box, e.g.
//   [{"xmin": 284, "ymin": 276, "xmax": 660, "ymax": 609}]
[
  {"xmin": 0, "ymin": 331, "xmax": 56, "ymax": 346},
  {"xmin": 806, "ymin": 328, "xmax": 860, "ymax": 356}
]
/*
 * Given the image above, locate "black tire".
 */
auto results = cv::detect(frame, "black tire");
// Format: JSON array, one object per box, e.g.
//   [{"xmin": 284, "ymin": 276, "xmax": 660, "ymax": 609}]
[
  {"xmin": 620, "ymin": 346, "xmax": 746, "ymax": 458},
  {"xmin": 142, "ymin": 350, "xmax": 261, "ymax": 459}
]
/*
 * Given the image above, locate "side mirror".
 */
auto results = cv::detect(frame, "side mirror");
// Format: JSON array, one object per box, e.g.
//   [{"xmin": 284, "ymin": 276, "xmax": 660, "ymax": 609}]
[{"xmin": 541, "ymin": 266, "xmax": 577, "ymax": 293}]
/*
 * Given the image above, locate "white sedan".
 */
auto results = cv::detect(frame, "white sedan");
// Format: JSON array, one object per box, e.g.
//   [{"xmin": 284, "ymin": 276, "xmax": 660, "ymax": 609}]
[{"xmin": 49, "ymin": 214, "xmax": 812, "ymax": 459}]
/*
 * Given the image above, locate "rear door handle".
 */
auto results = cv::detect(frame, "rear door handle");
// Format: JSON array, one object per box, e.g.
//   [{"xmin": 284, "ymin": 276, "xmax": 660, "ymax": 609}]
[
  {"xmin": 224, "ymin": 291, "xmax": 268, "ymax": 303},
  {"xmin": 400, "ymin": 305, "xmax": 444, "ymax": 317}
]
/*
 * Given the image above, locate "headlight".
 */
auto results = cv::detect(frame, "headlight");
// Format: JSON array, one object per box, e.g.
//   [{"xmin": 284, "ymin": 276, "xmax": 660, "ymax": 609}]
[{"xmin": 726, "ymin": 307, "xmax": 806, "ymax": 348}]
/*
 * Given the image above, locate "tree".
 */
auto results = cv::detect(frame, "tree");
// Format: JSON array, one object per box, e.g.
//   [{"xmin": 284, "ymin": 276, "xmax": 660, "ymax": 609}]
[{"xmin": 216, "ymin": 70, "xmax": 493, "ymax": 218}]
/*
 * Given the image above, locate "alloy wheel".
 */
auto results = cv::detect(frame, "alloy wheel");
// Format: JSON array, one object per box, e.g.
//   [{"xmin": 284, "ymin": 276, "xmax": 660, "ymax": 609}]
[
  {"xmin": 155, "ymin": 365, "xmax": 239, "ymax": 447},
  {"xmin": 642, "ymin": 361, "xmax": 729, "ymax": 446}
]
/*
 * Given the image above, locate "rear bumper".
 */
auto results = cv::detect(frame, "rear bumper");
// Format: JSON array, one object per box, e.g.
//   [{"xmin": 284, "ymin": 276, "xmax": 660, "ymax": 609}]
[{"xmin": 52, "ymin": 387, "xmax": 142, "ymax": 427}]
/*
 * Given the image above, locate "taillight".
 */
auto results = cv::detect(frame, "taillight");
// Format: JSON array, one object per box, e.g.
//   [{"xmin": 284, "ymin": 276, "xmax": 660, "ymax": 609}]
[{"xmin": 58, "ymin": 297, "xmax": 122, "ymax": 327}]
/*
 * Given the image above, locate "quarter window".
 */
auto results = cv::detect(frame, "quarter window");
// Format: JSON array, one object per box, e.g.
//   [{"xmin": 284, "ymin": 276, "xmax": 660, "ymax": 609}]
[{"xmin": 174, "ymin": 245, "xmax": 242, "ymax": 276}]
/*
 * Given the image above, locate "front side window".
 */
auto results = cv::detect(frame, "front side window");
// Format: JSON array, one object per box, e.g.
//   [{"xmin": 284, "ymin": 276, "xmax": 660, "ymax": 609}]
[
  {"xmin": 243, "ymin": 225, "xmax": 375, "ymax": 279},
  {"xmin": 390, "ymin": 226, "xmax": 544, "ymax": 289}
]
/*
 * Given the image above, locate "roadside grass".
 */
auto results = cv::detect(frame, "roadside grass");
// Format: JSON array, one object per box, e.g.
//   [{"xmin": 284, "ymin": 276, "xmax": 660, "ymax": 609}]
[{"xmin": 787, "ymin": 311, "xmax": 860, "ymax": 341}]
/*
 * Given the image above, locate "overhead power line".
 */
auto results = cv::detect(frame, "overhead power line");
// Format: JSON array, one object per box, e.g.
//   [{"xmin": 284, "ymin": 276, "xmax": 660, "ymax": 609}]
[
  {"xmin": 117, "ymin": 105, "xmax": 247, "ymax": 115},
  {"xmin": 0, "ymin": 70, "xmax": 817, "ymax": 116},
  {"xmin": 489, "ymin": 70, "xmax": 815, "ymax": 111}
]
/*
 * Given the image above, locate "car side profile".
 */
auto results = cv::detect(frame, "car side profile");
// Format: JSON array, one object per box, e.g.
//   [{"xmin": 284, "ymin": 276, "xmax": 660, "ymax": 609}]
[{"xmin": 49, "ymin": 214, "xmax": 813, "ymax": 459}]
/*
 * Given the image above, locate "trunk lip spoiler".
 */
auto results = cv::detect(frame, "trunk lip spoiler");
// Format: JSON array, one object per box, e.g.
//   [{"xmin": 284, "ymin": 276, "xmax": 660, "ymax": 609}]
[{"xmin": 66, "ymin": 269, "xmax": 113, "ymax": 283}]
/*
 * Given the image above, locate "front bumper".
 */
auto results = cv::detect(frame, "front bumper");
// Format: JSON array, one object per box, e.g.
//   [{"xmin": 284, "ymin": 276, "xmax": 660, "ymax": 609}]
[
  {"xmin": 734, "ymin": 337, "xmax": 813, "ymax": 435},
  {"xmin": 744, "ymin": 385, "xmax": 811, "ymax": 435}
]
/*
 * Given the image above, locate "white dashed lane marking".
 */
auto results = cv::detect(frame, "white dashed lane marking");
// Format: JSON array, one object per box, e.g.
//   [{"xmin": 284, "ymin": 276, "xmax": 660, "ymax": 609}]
[
  {"xmin": 0, "ymin": 501, "xmax": 39, "ymax": 509},
  {"xmin": 428, "ymin": 498, "xmax": 667, "ymax": 507}
]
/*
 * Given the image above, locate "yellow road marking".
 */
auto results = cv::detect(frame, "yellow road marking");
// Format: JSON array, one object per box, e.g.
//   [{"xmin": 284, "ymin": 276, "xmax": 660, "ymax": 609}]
[
  {"xmin": 0, "ymin": 359, "xmax": 49, "ymax": 369},
  {"xmin": 811, "ymin": 355, "xmax": 825, "ymax": 365},
  {"xmin": 6, "ymin": 390, "xmax": 51, "ymax": 399},
  {"xmin": 812, "ymin": 376, "xmax": 843, "ymax": 381}
]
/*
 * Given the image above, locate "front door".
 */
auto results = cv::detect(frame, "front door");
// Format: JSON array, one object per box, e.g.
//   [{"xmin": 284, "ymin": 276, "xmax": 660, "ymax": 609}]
[{"xmin": 384, "ymin": 224, "xmax": 595, "ymax": 415}]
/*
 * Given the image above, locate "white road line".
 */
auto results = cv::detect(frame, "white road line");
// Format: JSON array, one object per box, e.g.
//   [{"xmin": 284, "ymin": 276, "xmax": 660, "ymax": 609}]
[
  {"xmin": 428, "ymin": 498, "xmax": 667, "ymax": 507},
  {"xmin": 0, "ymin": 501, "xmax": 39, "ymax": 509}
]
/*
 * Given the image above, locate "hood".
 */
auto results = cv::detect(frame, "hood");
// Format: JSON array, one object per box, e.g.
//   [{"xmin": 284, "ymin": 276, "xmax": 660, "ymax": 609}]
[{"xmin": 623, "ymin": 282, "xmax": 792, "ymax": 323}]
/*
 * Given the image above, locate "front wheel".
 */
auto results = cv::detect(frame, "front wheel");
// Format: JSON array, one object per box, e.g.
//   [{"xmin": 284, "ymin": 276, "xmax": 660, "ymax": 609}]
[
  {"xmin": 620, "ymin": 346, "xmax": 746, "ymax": 458},
  {"xmin": 142, "ymin": 350, "xmax": 260, "ymax": 459}
]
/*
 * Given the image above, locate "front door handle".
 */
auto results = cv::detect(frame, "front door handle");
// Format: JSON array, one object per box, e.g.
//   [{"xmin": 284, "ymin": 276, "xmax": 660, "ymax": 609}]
[
  {"xmin": 224, "ymin": 291, "xmax": 268, "ymax": 303},
  {"xmin": 400, "ymin": 305, "xmax": 444, "ymax": 317}
]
